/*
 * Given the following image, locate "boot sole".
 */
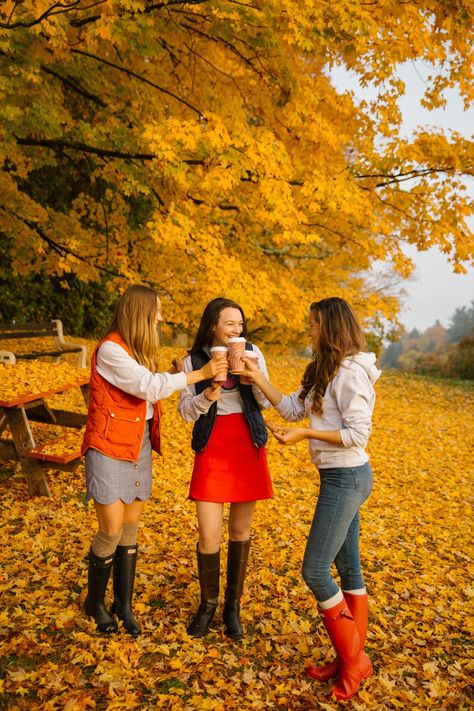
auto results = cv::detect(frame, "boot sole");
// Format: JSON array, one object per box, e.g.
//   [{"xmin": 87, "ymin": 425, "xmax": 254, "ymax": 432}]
[
  {"xmin": 224, "ymin": 631, "xmax": 243, "ymax": 639},
  {"xmin": 332, "ymin": 666, "xmax": 373, "ymax": 701},
  {"xmin": 84, "ymin": 604, "xmax": 118, "ymax": 634},
  {"xmin": 187, "ymin": 622, "xmax": 215, "ymax": 637},
  {"xmin": 97, "ymin": 623, "xmax": 118, "ymax": 634},
  {"xmin": 187, "ymin": 629, "xmax": 212, "ymax": 638}
]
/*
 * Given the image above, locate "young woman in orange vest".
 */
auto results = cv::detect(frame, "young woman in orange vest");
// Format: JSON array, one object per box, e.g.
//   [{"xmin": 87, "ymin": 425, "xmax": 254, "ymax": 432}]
[
  {"xmin": 81, "ymin": 285, "xmax": 227, "ymax": 636},
  {"xmin": 178, "ymin": 297, "xmax": 273, "ymax": 639}
]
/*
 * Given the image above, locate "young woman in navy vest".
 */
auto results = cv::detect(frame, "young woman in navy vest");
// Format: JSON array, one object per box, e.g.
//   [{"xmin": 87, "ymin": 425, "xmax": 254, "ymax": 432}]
[
  {"xmin": 178, "ymin": 297, "xmax": 273, "ymax": 638},
  {"xmin": 81, "ymin": 285, "xmax": 226, "ymax": 636}
]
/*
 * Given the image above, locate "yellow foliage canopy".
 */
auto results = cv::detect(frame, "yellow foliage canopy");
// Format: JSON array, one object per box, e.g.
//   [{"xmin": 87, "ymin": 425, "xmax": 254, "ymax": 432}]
[{"xmin": 0, "ymin": 1, "xmax": 473, "ymax": 339}]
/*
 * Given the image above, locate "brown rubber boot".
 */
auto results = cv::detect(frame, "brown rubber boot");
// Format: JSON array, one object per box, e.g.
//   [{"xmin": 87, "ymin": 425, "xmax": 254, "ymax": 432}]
[
  {"xmin": 223, "ymin": 539, "xmax": 250, "ymax": 639},
  {"xmin": 187, "ymin": 545, "xmax": 220, "ymax": 637}
]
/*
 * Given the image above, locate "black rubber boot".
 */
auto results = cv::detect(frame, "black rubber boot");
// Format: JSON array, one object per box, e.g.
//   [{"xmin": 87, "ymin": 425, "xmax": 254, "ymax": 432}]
[
  {"xmin": 84, "ymin": 549, "xmax": 118, "ymax": 634},
  {"xmin": 187, "ymin": 545, "xmax": 220, "ymax": 638},
  {"xmin": 111, "ymin": 544, "xmax": 141, "ymax": 637},
  {"xmin": 223, "ymin": 539, "xmax": 250, "ymax": 639}
]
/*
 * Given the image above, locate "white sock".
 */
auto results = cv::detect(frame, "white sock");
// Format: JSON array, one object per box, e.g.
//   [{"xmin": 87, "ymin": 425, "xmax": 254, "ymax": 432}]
[
  {"xmin": 342, "ymin": 587, "xmax": 366, "ymax": 596},
  {"xmin": 318, "ymin": 590, "xmax": 344, "ymax": 609}
]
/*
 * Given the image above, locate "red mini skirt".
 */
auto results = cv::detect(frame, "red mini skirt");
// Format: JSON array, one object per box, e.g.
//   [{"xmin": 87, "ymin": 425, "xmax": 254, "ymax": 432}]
[{"xmin": 189, "ymin": 413, "xmax": 273, "ymax": 503}]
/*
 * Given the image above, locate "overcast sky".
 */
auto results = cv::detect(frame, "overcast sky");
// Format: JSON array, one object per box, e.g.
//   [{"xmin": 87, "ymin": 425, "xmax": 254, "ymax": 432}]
[{"xmin": 331, "ymin": 62, "xmax": 474, "ymax": 333}]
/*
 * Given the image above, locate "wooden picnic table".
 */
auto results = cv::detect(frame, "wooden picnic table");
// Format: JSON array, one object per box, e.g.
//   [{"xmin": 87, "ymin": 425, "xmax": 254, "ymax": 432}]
[{"xmin": 0, "ymin": 361, "xmax": 90, "ymax": 497}]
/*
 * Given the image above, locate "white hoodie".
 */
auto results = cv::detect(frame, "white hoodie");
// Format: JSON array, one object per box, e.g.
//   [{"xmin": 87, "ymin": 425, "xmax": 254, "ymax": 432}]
[{"xmin": 276, "ymin": 352, "xmax": 382, "ymax": 469}]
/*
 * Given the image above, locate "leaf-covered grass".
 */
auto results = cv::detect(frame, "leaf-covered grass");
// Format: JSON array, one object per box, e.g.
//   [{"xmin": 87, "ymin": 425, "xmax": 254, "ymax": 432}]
[{"xmin": 1, "ymin": 349, "xmax": 473, "ymax": 709}]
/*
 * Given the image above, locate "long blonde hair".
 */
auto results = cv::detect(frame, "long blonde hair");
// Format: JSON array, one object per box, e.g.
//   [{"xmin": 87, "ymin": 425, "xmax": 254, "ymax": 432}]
[
  {"xmin": 107, "ymin": 285, "xmax": 160, "ymax": 371},
  {"xmin": 300, "ymin": 297, "xmax": 366, "ymax": 413}
]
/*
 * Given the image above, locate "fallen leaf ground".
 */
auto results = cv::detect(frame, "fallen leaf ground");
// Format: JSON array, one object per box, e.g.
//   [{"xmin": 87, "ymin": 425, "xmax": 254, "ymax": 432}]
[{"xmin": 1, "ymin": 348, "xmax": 473, "ymax": 710}]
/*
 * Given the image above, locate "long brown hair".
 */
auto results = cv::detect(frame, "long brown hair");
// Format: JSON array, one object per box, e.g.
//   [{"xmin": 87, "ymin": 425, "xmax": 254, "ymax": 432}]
[
  {"xmin": 300, "ymin": 297, "xmax": 366, "ymax": 413},
  {"xmin": 107, "ymin": 285, "xmax": 160, "ymax": 371}
]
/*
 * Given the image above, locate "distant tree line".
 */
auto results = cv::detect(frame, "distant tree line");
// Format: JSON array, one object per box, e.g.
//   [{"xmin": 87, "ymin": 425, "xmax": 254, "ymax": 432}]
[{"xmin": 381, "ymin": 302, "xmax": 474, "ymax": 380}]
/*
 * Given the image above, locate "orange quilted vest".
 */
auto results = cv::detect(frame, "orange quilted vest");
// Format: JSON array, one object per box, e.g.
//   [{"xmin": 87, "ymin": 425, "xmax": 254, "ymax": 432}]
[{"xmin": 81, "ymin": 332, "xmax": 162, "ymax": 461}]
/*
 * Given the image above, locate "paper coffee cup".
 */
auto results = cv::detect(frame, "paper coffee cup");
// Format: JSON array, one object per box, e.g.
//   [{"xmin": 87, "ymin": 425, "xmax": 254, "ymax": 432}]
[
  {"xmin": 210, "ymin": 346, "xmax": 228, "ymax": 382},
  {"xmin": 240, "ymin": 350, "xmax": 259, "ymax": 384},
  {"xmin": 227, "ymin": 337, "xmax": 246, "ymax": 374}
]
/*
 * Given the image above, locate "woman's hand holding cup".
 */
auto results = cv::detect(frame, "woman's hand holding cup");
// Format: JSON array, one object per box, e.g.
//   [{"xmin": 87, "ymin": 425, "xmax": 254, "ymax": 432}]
[
  {"xmin": 240, "ymin": 352, "xmax": 260, "ymax": 383},
  {"xmin": 202, "ymin": 357, "xmax": 227, "ymax": 381},
  {"xmin": 169, "ymin": 356, "xmax": 183, "ymax": 374}
]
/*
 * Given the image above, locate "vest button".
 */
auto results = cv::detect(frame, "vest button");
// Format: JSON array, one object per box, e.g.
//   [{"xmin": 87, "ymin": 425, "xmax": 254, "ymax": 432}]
[
  {"xmin": 111, "ymin": 413, "xmax": 115, "ymax": 417},
  {"xmin": 135, "ymin": 481, "xmax": 140, "ymax": 487},
  {"xmin": 134, "ymin": 464, "xmax": 138, "ymax": 470},
  {"xmin": 136, "ymin": 417, "xmax": 140, "ymax": 421}
]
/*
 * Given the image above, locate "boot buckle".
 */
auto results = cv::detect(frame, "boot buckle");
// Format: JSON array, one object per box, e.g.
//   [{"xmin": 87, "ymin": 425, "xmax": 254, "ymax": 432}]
[{"xmin": 340, "ymin": 609, "xmax": 355, "ymax": 620}]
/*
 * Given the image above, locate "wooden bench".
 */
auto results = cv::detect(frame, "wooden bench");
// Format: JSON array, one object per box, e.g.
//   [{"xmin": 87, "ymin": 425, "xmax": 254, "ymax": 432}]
[
  {"xmin": 0, "ymin": 320, "xmax": 87, "ymax": 368},
  {"xmin": 26, "ymin": 434, "xmax": 83, "ymax": 470}
]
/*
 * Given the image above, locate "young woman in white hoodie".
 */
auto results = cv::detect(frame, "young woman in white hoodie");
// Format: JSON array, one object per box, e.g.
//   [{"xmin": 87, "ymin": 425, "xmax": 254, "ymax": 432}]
[{"xmin": 241, "ymin": 297, "xmax": 381, "ymax": 702}]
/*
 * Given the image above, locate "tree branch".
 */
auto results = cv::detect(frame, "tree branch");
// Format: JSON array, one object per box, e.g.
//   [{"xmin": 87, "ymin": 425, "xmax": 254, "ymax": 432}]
[
  {"xmin": 0, "ymin": 1, "xmax": 79, "ymax": 29},
  {"xmin": 71, "ymin": 48, "xmax": 203, "ymax": 116},
  {"xmin": 182, "ymin": 41, "xmax": 249, "ymax": 104},
  {"xmin": 178, "ymin": 21, "xmax": 263, "ymax": 77},
  {"xmin": 304, "ymin": 221, "xmax": 363, "ymax": 249},
  {"xmin": 159, "ymin": 0, "xmax": 260, "ymax": 9},
  {"xmin": 15, "ymin": 136, "xmax": 155, "ymax": 161},
  {"xmin": 0, "ymin": 204, "xmax": 173, "ymax": 291},
  {"xmin": 70, "ymin": 14, "xmax": 101, "ymax": 27},
  {"xmin": 40, "ymin": 65, "xmax": 107, "ymax": 107},
  {"xmin": 0, "ymin": 205, "xmax": 121, "ymax": 276},
  {"xmin": 254, "ymin": 241, "xmax": 333, "ymax": 260},
  {"xmin": 355, "ymin": 165, "xmax": 466, "ymax": 187},
  {"xmin": 187, "ymin": 193, "xmax": 240, "ymax": 211},
  {"xmin": 0, "ymin": 0, "xmax": 109, "ymax": 28},
  {"xmin": 143, "ymin": 0, "xmax": 212, "ymax": 10}
]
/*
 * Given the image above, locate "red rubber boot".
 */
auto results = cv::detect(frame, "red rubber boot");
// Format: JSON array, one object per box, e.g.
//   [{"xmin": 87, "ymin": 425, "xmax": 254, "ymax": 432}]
[
  {"xmin": 345, "ymin": 591, "xmax": 369, "ymax": 649},
  {"xmin": 306, "ymin": 655, "xmax": 339, "ymax": 682},
  {"xmin": 306, "ymin": 591, "xmax": 369, "ymax": 682},
  {"xmin": 319, "ymin": 599, "xmax": 373, "ymax": 701}
]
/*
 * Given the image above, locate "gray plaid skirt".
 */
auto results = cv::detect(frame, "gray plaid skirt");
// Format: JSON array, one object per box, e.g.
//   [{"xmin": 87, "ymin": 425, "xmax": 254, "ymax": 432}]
[{"xmin": 85, "ymin": 421, "xmax": 152, "ymax": 505}]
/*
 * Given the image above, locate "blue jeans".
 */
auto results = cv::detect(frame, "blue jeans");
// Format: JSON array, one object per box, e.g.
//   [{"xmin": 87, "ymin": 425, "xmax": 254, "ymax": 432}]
[{"xmin": 302, "ymin": 462, "xmax": 373, "ymax": 604}]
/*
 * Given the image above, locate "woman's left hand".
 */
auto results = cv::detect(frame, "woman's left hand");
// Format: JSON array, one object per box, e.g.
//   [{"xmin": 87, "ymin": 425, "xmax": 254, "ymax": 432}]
[
  {"xmin": 272, "ymin": 427, "xmax": 308, "ymax": 446},
  {"xmin": 264, "ymin": 419, "xmax": 282, "ymax": 434},
  {"xmin": 169, "ymin": 357, "xmax": 183, "ymax": 374},
  {"xmin": 240, "ymin": 355, "xmax": 260, "ymax": 381}
]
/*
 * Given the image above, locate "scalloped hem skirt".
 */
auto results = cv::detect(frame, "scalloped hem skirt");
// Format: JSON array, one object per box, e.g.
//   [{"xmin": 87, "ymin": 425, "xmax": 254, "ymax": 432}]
[
  {"xmin": 189, "ymin": 413, "xmax": 273, "ymax": 503},
  {"xmin": 85, "ymin": 422, "xmax": 152, "ymax": 505}
]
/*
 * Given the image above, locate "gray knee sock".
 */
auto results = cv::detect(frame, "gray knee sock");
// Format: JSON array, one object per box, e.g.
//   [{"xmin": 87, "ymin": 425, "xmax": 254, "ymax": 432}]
[
  {"xmin": 118, "ymin": 522, "xmax": 139, "ymax": 546},
  {"xmin": 91, "ymin": 529, "xmax": 122, "ymax": 558}
]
